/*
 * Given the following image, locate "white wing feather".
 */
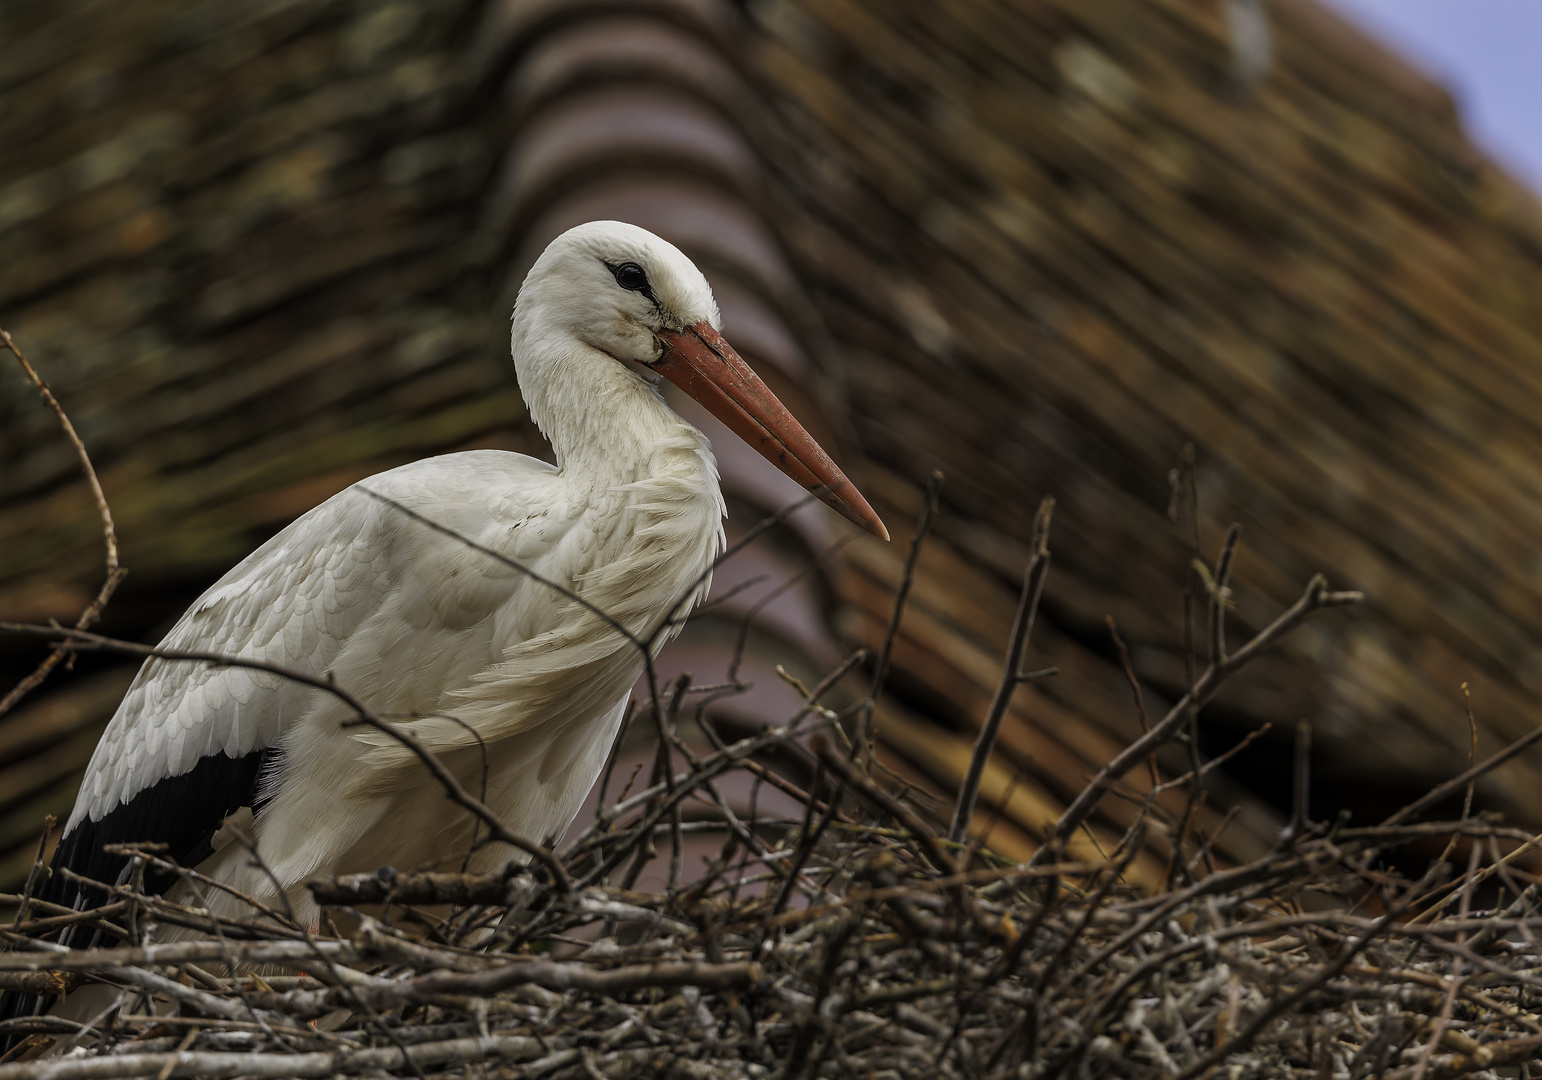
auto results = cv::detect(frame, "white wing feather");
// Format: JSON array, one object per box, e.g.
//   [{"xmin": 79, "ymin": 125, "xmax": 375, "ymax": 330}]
[{"xmin": 68, "ymin": 450, "xmax": 576, "ymax": 830}]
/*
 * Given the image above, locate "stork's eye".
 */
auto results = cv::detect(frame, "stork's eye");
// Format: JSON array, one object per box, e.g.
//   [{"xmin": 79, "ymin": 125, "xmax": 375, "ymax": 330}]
[{"xmin": 613, "ymin": 262, "xmax": 648, "ymax": 291}]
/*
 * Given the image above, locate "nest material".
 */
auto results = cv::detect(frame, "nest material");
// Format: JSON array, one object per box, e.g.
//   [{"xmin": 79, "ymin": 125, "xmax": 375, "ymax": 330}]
[{"xmin": 4, "ymin": 720, "xmax": 1542, "ymax": 1079}]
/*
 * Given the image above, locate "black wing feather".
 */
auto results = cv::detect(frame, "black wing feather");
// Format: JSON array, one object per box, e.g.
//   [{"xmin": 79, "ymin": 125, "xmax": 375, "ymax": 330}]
[{"xmin": 0, "ymin": 748, "xmax": 267, "ymax": 1049}]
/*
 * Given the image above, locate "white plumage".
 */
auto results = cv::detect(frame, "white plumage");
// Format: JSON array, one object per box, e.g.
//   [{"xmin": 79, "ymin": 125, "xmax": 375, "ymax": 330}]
[{"xmin": 56, "ymin": 220, "xmax": 885, "ymax": 931}]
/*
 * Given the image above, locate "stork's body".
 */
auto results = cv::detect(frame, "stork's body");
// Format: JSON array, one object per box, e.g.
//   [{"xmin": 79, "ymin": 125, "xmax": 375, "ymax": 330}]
[
  {"xmin": 83, "ymin": 430, "xmax": 721, "ymax": 926},
  {"xmin": 6, "ymin": 221, "xmax": 885, "ymax": 989}
]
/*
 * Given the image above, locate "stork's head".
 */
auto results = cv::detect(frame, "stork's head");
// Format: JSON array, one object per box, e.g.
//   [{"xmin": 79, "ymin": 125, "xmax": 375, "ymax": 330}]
[
  {"xmin": 524, "ymin": 220, "xmax": 719, "ymax": 369},
  {"xmin": 516, "ymin": 221, "xmax": 888, "ymax": 540}
]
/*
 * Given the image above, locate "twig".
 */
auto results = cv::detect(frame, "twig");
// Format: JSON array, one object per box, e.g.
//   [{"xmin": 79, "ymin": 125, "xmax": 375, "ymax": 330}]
[
  {"xmin": 1409, "ymin": 845, "xmax": 1481, "ymax": 1080},
  {"xmin": 247, "ymin": 959, "xmax": 762, "ymax": 1017},
  {"xmin": 1030, "ymin": 572, "xmax": 1361, "ymax": 866},
  {"xmin": 1151, "ymin": 724, "xmax": 1272, "ymax": 794},
  {"xmin": 0, "ymin": 939, "xmax": 355, "ymax": 973},
  {"xmin": 723, "ymin": 533, "xmax": 856, "ymax": 688},
  {"xmin": 1288, "ymin": 721, "xmax": 1312, "ymax": 840},
  {"xmin": 0, "ymin": 1034, "xmax": 550, "ymax": 1080},
  {"xmin": 1106, "ymin": 617, "xmax": 1158, "ymax": 789},
  {"xmin": 570, "ymin": 649, "xmax": 867, "ymax": 861},
  {"xmin": 1172, "ymin": 862, "xmax": 1445, "ymax": 1079},
  {"xmin": 949, "ymin": 495, "xmax": 1054, "ymax": 844},
  {"xmin": 812, "ymin": 736, "xmax": 957, "ymax": 878},
  {"xmin": 855, "ymin": 470, "xmax": 942, "ymax": 760},
  {"xmin": 308, "ymin": 871, "xmax": 526, "ymax": 907},
  {"xmin": 1207, "ymin": 524, "xmax": 1242, "ymax": 665},
  {"xmin": 0, "ymin": 327, "xmax": 126, "ymax": 720},
  {"xmin": 1382, "ymin": 717, "xmax": 1542, "ymax": 827},
  {"xmin": 1382, "ymin": 1032, "xmax": 1542, "ymax": 1080},
  {"xmin": 11, "ymin": 817, "xmax": 56, "ymax": 930}
]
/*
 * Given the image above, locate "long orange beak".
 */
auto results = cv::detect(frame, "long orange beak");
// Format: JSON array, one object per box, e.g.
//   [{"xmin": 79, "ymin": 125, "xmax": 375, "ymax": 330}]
[{"xmin": 653, "ymin": 321, "xmax": 889, "ymax": 541}]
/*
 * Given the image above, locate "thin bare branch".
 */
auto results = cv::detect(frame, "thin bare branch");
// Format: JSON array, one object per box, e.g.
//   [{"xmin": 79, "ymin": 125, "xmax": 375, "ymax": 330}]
[
  {"xmin": 854, "ymin": 469, "xmax": 942, "ymax": 760},
  {"xmin": 949, "ymin": 495, "xmax": 1054, "ymax": 844},
  {"xmin": 0, "ymin": 327, "xmax": 126, "ymax": 720},
  {"xmin": 1030, "ymin": 571, "xmax": 1361, "ymax": 866}
]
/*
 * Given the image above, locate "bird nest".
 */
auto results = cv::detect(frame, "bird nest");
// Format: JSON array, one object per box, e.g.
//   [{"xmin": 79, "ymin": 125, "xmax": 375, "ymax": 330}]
[{"xmin": 7, "ymin": 559, "xmax": 1542, "ymax": 1078}]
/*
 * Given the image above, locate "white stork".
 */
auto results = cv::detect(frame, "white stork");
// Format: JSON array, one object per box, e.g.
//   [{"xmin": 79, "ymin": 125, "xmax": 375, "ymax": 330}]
[{"xmin": 17, "ymin": 220, "xmax": 887, "ymax": 952}]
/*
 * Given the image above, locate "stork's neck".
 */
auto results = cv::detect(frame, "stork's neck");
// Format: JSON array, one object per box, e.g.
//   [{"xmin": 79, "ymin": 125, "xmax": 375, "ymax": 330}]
[
  {"xmin": 512, "ymin": 322, "xmax": 721, "ymax": 500},
  {"xmin": 511, "ymin": 323, "xmax": 726, "ymax": 634}
]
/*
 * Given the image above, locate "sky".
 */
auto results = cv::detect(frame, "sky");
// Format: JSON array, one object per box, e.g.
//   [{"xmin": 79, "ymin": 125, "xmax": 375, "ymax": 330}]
[{"xmin": 1325, "ymin": 0, "xmax": 1542, "ymax": 191}]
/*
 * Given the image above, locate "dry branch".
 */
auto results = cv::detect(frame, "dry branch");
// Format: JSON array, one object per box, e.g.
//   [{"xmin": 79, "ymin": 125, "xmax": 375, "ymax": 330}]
[
  {"xmin": 1031, "ymin": 572, "xmax": 1363, "ymax": 865},
  {"xmin": 307, "ymin": 870, "xmax": 524, "ymax": 907},
  {"xmin": 950, "ymin": 495, "xmax": 1054, "ymax": 843},
  {"xmin": 0, "ymin": 328, "xmax": 125, "ymax": 721}
]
